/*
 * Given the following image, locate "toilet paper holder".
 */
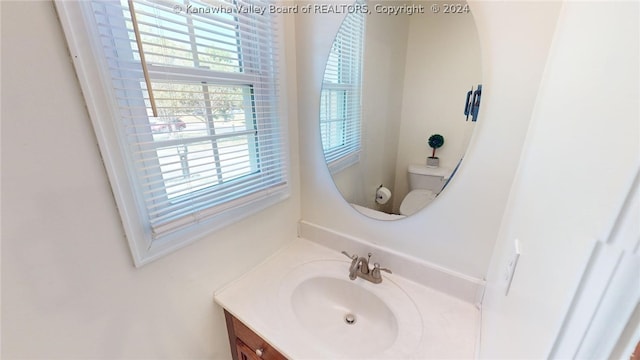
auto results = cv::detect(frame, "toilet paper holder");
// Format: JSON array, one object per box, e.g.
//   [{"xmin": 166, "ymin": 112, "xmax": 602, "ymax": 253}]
[{"xmin": 375, "ymin": 184, "xmax": 392, "ymax": 205}]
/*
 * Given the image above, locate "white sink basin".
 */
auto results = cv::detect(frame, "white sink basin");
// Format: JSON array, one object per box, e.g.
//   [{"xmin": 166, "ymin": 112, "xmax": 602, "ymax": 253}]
[
  {"xmin": 215, "ymin": 239, "xmax": 480, "ymax": 359},
  {"xmin": 278, "ymin": 260, "xmax": 423, "ymax": 358}
]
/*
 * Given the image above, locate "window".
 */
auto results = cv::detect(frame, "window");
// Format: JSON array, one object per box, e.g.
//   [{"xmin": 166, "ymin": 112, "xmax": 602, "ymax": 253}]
[
  {"xmin": 319, "ymin": 10, "xmax": 365, "ymax": 172},
  {"xmin": 56, "ymin": 0, "xmax": 288, "ymax": 266}
]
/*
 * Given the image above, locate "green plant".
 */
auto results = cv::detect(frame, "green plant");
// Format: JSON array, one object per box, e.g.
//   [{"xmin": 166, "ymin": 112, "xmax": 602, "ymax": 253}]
[{"xmin": 428, "ymin": 134, "xmax": 445, "ymax": 158}]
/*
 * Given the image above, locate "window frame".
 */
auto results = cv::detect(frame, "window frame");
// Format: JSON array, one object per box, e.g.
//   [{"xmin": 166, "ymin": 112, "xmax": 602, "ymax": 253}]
[{"xmin": 55, "ymin": 1, "xmax": 290, "ymax": 267}]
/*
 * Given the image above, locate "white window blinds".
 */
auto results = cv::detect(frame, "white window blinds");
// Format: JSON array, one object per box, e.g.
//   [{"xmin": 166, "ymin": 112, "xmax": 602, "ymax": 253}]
[
  {"xmin": 57, "ymin": 0, "xmax": 288, "ymax": 265},
  {"xmin": 319, "ymin": 10, "xmax": 365, "ymax": 168}
]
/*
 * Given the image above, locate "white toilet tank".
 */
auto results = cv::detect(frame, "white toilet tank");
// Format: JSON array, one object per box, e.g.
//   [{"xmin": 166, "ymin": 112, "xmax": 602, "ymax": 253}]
[
  {"xmin": 407, "ymin": 164, "xmax": 451, "ymax": 192},
  {"xmin": 399, "ymin": 165, "xmax": 452, "ymax": 216}
]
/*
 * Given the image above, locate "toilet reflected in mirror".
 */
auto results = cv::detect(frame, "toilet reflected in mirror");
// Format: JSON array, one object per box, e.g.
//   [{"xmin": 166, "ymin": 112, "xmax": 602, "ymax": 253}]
[
  {"xmin": 321, "ymin": 0, "xmax": 482, "ymax": 220},
  {"xmin": 399, "ymin": 164, "xmax": 451, "ymax": 216},
  {"xmin": 351, "ymin": 163, "xmax": 455, "ymax": 220}
]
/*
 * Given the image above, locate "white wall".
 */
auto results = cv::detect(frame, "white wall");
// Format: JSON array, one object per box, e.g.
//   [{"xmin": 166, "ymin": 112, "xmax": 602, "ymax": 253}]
[
  {"xmin": 392, "ymin": 8, "xmax": 481, "ymax": 212},
  {"xmin": 0, "ymin": 1, "xmax": 300, "ymax": 358},
  {"xmin": 480, "ymin": 1, "xmax": 639, "ymax": 357},
  {"xmin": 298, "ymin": 1, "xmax": 561, "ymax": 279}
]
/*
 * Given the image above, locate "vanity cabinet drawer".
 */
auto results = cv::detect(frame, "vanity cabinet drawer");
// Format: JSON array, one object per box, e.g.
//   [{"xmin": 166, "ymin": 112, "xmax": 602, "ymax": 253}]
[
  {"xmin": 235, "ymin": 339, "xmax": 261, "ymax": 360},
  {"xmin": 224, "ymin": 310, "xmax": 287, "ymax": 360}
]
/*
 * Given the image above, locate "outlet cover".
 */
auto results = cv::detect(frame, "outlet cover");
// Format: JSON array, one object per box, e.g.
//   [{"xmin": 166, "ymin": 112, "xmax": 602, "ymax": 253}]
[{"xmin": 504, "ymin": 238, "xmax": 521, "ymax": 296}]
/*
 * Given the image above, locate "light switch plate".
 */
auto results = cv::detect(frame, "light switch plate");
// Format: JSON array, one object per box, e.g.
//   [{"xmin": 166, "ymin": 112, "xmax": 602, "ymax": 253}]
[{"xmin": 504, "ymin": 238, "xmax": 521, "ymax": 296}]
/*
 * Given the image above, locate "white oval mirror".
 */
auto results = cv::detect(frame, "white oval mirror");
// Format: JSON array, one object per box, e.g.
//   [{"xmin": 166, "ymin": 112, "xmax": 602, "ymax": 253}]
[{"xmin": 319, "ymin": 0, "xmax": 482, "ymax": 220}]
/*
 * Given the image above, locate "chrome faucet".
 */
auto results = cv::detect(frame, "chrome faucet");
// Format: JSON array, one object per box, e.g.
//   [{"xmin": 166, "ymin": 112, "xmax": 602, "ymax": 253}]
[{"xmin": 341, "ymin": 251, "xmax": 392, "ymax": 284}]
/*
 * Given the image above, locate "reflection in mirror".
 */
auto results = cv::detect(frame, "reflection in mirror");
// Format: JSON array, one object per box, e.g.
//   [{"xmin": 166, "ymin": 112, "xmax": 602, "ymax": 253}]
[
  {"xmin": 320, "ymin": 1, "xmax": 482, "ymax": 220},
  {"xmin": 319, "ymin": 8, "xmax": 365, "ymax": 173}
]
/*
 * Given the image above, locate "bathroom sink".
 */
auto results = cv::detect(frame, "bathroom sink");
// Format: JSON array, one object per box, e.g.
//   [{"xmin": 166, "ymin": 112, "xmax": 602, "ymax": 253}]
[
  {"xmin": 278, "ymin": 260, "xmax": 423, "ymax": 358},
  {"xmin": 215, "ymin": 239, "xmax": 480, "ymax": 359}
]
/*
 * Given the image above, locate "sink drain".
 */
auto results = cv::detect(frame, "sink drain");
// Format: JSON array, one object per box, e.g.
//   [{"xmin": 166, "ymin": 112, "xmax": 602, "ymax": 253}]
[{"xmin": 344, "ymin": 313, "xmax": 357, "ymax": 325}]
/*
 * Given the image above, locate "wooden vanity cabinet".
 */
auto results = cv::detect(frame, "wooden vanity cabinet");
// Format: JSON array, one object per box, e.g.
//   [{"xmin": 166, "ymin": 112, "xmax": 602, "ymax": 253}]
[{"xmin": 224, "ymin": 310, "xmax": 287, "ymax": 360}]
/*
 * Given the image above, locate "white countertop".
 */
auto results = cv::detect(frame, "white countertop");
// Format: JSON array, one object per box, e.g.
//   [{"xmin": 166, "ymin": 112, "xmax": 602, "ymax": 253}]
[{"xmin": 214, "ymin": 238, "xmax": 480, "ymax": 359}]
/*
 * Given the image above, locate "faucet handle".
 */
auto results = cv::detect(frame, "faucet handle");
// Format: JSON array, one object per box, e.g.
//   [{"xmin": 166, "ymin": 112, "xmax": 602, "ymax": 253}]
[
  {"xmin": 374, "ymin": 263, "xmax": 392, "ymax": 273},
  {"xmin": 372, "ymin": 263, "xmax": 392, "ymax": 278},
  {"xmin": 341, "ymin": 251, "xmax": 358, "ymax": 260}
]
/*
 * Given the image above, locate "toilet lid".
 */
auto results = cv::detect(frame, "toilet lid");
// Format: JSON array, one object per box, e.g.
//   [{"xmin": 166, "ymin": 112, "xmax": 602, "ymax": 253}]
[{"xmin": 399, "ymin": 189, "xmax": 436, "ymax": 216}]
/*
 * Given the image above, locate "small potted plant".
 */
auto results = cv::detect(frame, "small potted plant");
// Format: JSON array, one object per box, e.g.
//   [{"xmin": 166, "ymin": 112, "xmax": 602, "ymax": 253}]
[{"xmin": 427, "ymin": 134, "xmax": 444, "ymax": 167}]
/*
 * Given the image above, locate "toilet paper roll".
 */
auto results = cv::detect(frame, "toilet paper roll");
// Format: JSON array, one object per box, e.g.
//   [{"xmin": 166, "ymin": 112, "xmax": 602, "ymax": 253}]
[{"xmin": 375, "ymin": 186, "xmax": 392, "ymax": 205}]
